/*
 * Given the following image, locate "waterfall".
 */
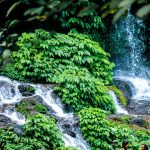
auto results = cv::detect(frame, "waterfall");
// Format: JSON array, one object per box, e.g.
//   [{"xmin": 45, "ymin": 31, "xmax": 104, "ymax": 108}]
[
  {"xmin": 0, "ymin": 76, "xmax": 90, "ymax": 150},
  {"xmin": 109, "ymin": 91, "xmax": 128, "ymax": 114},
  {"xmin": 109, "ymin": 11, "xmax": 150, "ymax": 102}
]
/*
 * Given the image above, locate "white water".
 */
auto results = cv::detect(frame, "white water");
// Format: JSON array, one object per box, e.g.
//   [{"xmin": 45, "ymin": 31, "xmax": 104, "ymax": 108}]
[
  {"xmin": 109, "ymin": 91, "xmax": 128, "ymax": 114},
  {"xmin": 0, "ymin": 76, "xmax": 90, "ymax": 150},
  {"xmin": 114, "ymin": 76, "xmax": 150, "ymax": 100},
  {"xmin": 111, "ymin": 11, "xmax": 150, "ymax": 103}
]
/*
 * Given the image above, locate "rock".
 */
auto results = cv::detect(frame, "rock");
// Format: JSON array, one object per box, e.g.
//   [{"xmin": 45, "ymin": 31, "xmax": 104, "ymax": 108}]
[
  {"xmin": 108, "ymin": 114, "xmax": 150, "ymax": 129},
  {"xmin": 0, "ymin": 114, "xmax": 13, "ymax": 129},
  {"xmin": 113, "ymin": 78, "xmax": 135, "ymax": 105},
  {"xmin": 113, "ymin": 77, "xmax": 150, "ymax": 115},
  {"xmin": 128, "ymin": 99, "xmax": 150, "ymax": 115},
  {"xmin": 13, "ymin": 124, "xmax": 23, "ymax": 135},
  {"xmin": 61, "ymin": 124, "xmax": 76, "ymax": 138},
  {"xmin": 16, "ymin": 96, "xmax": 50, "ymax": 117},
  {"xmin": 2, "ymin": 49, "xmax": 11, "ymax": 59},
  {"xmin": 130, "ymin": 116, "xmax": 150, "ymax": 128},
  {"xmin": 0, "ymin": 81, "xmax": 15, "ymax": 102},
  {"xmin": 18, "ymin": 84, "xmax": 35, "ymax": 96}
]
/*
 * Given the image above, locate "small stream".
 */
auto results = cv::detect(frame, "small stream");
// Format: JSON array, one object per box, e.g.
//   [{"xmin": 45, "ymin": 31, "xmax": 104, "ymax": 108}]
[{"xmin": 0, "ymin": 76, "xmax": 90, "ymax": 150}]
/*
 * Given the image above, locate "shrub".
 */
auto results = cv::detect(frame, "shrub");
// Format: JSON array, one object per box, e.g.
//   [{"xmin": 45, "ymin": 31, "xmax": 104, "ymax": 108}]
[
  {"xmin": 0, "ymin": 114, "xmax": 65, "ymax": 150},
  {"xmin": 78, "ymin": 108, "xmax": 150, "ymax": 150},
  {"xmin": 24, "ymin": 114, "xmax": 64, "ymax": 149},
  {"xmin": 55, "ymin": 146, "xmax": 77, "ymax": 150},
  {"xmin": 53, "ymin": 67, "xmax": 115, "ymax": 113},
  {"xmin": 10, "ymin": 29, "xmax": 114, "ymax": 84}
]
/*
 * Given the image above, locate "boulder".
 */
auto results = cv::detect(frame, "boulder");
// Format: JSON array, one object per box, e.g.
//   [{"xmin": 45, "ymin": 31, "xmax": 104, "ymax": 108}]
[
  {"xmin": 18, "ymin": 84, "xmax": 35, "ymax": 96},
  {"xmin": 16, "ymin": 95, "xmax": 52, "ymax": 117},
  {"xmin": 128, "ymin": 99, "xmax": 150, "ymax": 115},
  {"xmin": 0, "ymin": 114, "xmax": 13, "ymax": 129},
  {"xmin": 130, "ymin": 116, "xmax": 150, "ymax": 128}
]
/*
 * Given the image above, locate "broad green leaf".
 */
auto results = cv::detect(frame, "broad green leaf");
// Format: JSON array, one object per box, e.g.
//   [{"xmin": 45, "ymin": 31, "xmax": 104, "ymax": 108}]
[
  {"xmin": 24, "ymin": 6, "xmax": 44, "ymax": 16},
  {"xmin": 8, "ymin": 19, "xmax": 21, "ymax": 28},
  {"xmin": 119, "ymin": 0, "xmax": 136, "ymax": 7},
  {"xmin": 136, "ymin": 4, "xmax": 150, "ymax": 17},
  {"xmin": 47, "ymin": 0, "xmax": 61, "ymax": 9},
  {"xmin": 6, "ymin": 1, "xmax": 21, "ymax": 17}
]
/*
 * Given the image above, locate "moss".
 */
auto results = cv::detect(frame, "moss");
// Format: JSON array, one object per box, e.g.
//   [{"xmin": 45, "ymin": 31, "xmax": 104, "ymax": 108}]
[
  {"xmin": 35, "ymin": 104, "xmax": 48, "ymax": 114},
  {"xmin": 107, "ymin": 86, "xmax": 127, "ymax": 106},
  {"xmin": 55, "ymin": 147, "xmax": 77, "ymax": 150},
  {"xmin": 26, "ymin": 86, "xmax": 35, "ymax": 93},
  {"xmin": 16, "ymin": 100, "xmax": 48, "ymax": 118}
]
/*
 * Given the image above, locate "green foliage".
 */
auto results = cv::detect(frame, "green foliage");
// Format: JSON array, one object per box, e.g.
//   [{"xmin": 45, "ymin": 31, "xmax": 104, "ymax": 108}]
[
  {"xmin": 7, "ymin": 29, "xmax": 115, "ymax": 112},
  {"xmin": 53, "ymin": 1, "xmax": 106, "ymax": 34},
  {"xmin": 107, "ymin": 86, "xmax": 127, "ymax": 106},
  {"xmin": 24, "ymin": 114, "xmax": 64, "ymax": 149},
  {"xmin": 55, "ymin": 147, "xmax": 77, "ymax": 150},
  {"xmin": 53, "ymin": 67, "xmax": 115, "ymax": 113},
  {"xmin": 0, "ymin": 114, "xmax": 65, "ymax": 150},
  {"xmin": 11, "ymin": 29, "xmax": 114, "ymax": 84},
  {"xmin": 2, "ymin": 63, "xmax": 26, "ymax": 81},
  {"xmin": 78, "ymin": 108, "xmax": 150, "ymax": 150},
  {"xmin": 78, "ymin": 108, "xmax": 113, "ymax": 150},
  {"xmin": 35, "ymin": 104, "xmax": 48, "ymax": 114}
]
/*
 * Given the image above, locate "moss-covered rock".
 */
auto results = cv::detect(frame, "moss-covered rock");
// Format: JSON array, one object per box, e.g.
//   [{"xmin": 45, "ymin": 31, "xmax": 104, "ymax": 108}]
[
  {"xmin": 108, "ymin": 86, "xmax": 127, "ymax": 106},
  {"xmin": 18, "ymin": 84, "xmax": 35, "ymax": 96},
  {"xmin": 16, "ymin": 96, "xmax": 48, "ymax": 117}
]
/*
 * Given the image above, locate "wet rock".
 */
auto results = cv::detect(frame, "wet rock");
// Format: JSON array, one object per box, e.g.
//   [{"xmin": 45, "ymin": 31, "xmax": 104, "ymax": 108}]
[
  {"xmin": 0, "ymin": 114, "xmax": 13, "ymax": 129},
  {"xmin": 128, "ymin": 99, "xmax": 150, "ymax": 115},
  {"xmin": 18, "ymin": 84, "xmax": 35, "ymax": 96},
  {"xmin": 113, "ymin": 78, "xmax": 135, "ymax": 105},
  {"xmin": 16, "ymin": 96, "xmax": 51, "ymax": 117},
  {"xmin": 13, "ymin": 124, "xmax": 23, "ymax": 135},
  {"xmin": 108, "ymin": 114, "xmax": 150, "ymax": 129},
  {"xmin": 113, "ymin": 77, "xmax": 150, "ymax": 115},
  {"xmin": 61, "ymin": 124, "xmax": 76, "ymax": 138},
  {"xmin": 0, "ymin": 81, "xmax": 15, "ymax": 103},
  {"xmin": 130, "ymin": 116, "xmax": 150, "ymax": 128}
]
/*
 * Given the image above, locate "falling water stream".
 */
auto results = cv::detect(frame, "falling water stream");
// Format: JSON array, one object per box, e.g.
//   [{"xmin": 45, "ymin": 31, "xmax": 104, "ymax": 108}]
[
  {"xmin": 0, "ymin": 76, "xmax": 90, "ymax": 150},
  {"xmin": 110, "ymin": 10, "xmax": 150, "ymax": 105}
]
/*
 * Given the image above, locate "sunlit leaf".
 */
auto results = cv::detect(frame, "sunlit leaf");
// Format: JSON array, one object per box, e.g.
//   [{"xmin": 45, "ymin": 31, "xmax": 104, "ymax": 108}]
[
  {"xmin": 136, "ymin": 4, "xmax": 150, "ymax": 17},
  {"xmin": 113, "ymin": 7, "xmax": 128, "ymax": 22},
  {"xmin": 24, "ymin": 6, "xmax": 44, "ymax": 16},
  {"xmin": 8, "ymin": 19, "xmax": 21, "ymax": 28},
  {"xmin": 77, "ymin": 5, "xmax": 98, "ymax": 17},
  {"xmin": 119, "ymin": 0, "xmax": 136, "ymax": 8},
  {"xmin": 6, "ymin": 1, "xmax": 21, "ymax": 17},
  {"xmin": 47, "ymin": 0, "xmax": 61, "ymax": 9}
]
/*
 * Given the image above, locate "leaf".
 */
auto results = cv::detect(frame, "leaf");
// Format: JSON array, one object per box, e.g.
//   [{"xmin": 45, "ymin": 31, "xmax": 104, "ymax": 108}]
[
  {"xmin": 113, "ymin": 7, "xmax": 128, "ymax": 22},
  {"xmin": 119, "ymin": 0, "xmax": 136, "ymax": 8},
  {"xmin": 77, "ymin": 5, "xmax": 98, "ymax": 17},
  {"xmin": 6, "ymin": 1, "xmax": 21, "ymax": 17},
  {"xmin": 8, "ymin": 19, "xmax": 21, "ymax": 28},
  {"xmin": 24, "ymin": 6, "xmax": 44, "ymax": 16},
  {"xmin": 136, "ymin": 4, "xmax": 150, "ymax": 18},
  {"xmin": 47, "ymin": 0, "xmax": 61, "ymax": 9}
]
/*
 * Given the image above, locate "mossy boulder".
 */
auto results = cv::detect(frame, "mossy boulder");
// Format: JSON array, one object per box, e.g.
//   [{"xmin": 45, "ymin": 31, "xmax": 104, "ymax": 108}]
[
  {"xmin": 18, "ymin": 84, "xmax": 35, "ymax": 96},
  {"xmin": 16, "ymin": 96, "xmax": 48, "ymax": 117}
]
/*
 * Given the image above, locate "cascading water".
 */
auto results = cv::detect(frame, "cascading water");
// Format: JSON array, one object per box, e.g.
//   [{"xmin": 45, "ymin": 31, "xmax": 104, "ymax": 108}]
[
  {"xmin": 109, "ymin": 91, "xmax": 128, "ymax": 114},
  {"xmin": 108, "ymin": 10, "xmax": 150, "ymax": 112},
  {"xmin": 0, "ymin": 76, "xmax": 90, "ymax": 150}
]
